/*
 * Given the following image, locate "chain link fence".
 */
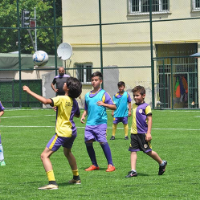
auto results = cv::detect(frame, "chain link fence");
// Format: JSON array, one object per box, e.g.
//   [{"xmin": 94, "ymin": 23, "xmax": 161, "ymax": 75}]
[{"xmin": 0, "ymin": 0, "xmax": 199, "ymax": 109}]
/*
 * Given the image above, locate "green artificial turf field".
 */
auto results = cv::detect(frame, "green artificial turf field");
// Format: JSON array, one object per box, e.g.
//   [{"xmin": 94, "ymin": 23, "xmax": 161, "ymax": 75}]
[{"xmin": 0, "ymin": 109, "xmax": 200, "ymax": 200}]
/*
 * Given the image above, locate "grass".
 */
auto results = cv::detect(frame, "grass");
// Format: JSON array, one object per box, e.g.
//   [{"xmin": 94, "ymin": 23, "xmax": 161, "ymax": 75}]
[{"xmin": 0, "ymin": 108, "xmax": 200, "ymax": 199}]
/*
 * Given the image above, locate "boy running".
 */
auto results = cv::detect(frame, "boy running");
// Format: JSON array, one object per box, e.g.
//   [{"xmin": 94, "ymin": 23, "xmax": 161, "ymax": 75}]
[
  {"xmin": 110, "ymin": 81, "xmax": 131, "ymax": 140},
  {"xmin": 23, "ymin": 77, "xmax": 82, "ymax": 190},
  {"xmin": 126, "ymin": 85, "xmax": 167, "ymax": 178},
  {"xmin": 81, "ymin": 71, "xmax": 116, "ymax": 172}
]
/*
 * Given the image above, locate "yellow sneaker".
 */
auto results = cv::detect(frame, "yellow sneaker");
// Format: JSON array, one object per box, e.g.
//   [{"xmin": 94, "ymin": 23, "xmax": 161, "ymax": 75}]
[{"xmin": 38, "ymin": 184, "xmax": 58, "ymax": 190}]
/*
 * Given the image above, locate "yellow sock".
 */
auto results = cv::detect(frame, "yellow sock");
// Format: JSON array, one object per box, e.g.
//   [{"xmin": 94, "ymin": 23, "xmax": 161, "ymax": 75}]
[
  {"xmin": 72, "ymin": 169, "xmax": 79, "ymax": 176},
  {"xmin": 124, "ymin": 124, "xmax": 128, "ymax": 137},
  {"xmin": 112, "ymin": 124, "xmax": 117, "ymax": 136},
  {"xmin": 46, "ymin": 170, "xmax": 56, "ymax": 182}
]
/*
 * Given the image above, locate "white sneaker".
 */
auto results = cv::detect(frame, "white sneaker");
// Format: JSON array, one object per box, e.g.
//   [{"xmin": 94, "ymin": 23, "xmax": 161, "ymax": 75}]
[
  {"xmin": 38, "ymin": 184, "xmax": 58, "ymax": 190},
  {"xmin": 0, "ymin": 160, "xmax": 6, "ymax": 166}
]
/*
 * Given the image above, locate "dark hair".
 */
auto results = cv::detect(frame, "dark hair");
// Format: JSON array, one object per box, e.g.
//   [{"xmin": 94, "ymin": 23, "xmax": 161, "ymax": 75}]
[
  {"xmin": 91, "ymin": 71, "xmax": 103, "ymax": 80},
  {"xmin": 66, "ymin": 77, "xmax": 82, "ymax": 98},
  {"xmin": 118, "ymin": 81, "xmax": 125, "ymax": 87},
  {"xmin": 132, "ymin": 85, "xmax": 145, "ymax": 95}
]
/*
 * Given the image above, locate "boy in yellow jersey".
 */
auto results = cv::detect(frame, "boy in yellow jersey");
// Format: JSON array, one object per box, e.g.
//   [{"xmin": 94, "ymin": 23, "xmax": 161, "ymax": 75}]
[
  {"xmin": 125, "ymin": 85, "xmax": 167, "ymax": 178},
  {"xmin": 23, "ymin": 77, "xmax": 82, "ymax": 190}
]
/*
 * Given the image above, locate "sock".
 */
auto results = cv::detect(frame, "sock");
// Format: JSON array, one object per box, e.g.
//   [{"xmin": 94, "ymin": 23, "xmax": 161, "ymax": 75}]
[
  {"xmin": 72, "ymin": 169, "xmax": 80, "ymax": 180},
  {"xmin": 124, "ymin": 124, "xmax": 128, "ymax": 137},
  {"xmin": 112, "ymin": 124, "xmax": 117, "ymax": 136},
  {"xmin": 0, "ymin": 144, "xmax": 4, "ymax": 161},
  {"xmin": 131, "ymin": 169, "xmax": 136, "ymax": 172},
  {"xmin": 100, "ymin": 142, "xmax": 113, "ymax": 166},
  {"xmin": 46, "ymin": 170, "xmax": 56, "ymax": 185},
  {"xmin": 159, "ymin": 161, "xmax": 165, "ymax": 166},
  {"xmin": 86, "ymin": 143, "xmax": 98, "ymax": 166},
  {"xmin": 72, "ymin": 169, "xmax": 79, "ymax": 177}
]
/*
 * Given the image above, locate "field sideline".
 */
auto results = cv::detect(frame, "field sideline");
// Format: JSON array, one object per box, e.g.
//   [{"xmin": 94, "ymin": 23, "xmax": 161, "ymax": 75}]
[{"xmin": 0, "ymin": 109, "xmax": 200, "ymax": 200}]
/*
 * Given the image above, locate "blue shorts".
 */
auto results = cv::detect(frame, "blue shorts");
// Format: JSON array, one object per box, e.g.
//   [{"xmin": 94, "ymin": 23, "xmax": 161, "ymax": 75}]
[
  {"xmin": 84, "ymin": 124, "xmax": 107, "ymax": 143},
  {"xmin": 113, "ymin": 116, "xmax": 128, "ymax": 125},
  {"xmin": 47, "ymin": 132, "xmax": 77, "ymax": 152}
]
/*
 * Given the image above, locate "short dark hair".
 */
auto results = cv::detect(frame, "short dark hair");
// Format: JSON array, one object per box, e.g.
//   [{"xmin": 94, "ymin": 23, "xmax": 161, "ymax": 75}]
[
  {"xmin": 91, "ymin": 71, "xmax": 103, "ymax": 80},
  {"xmin": 132, "ymin": 85, "xmax": 145, "ymax": 95},
  {"xmin": 66, "ymin": 77, "xmax": 82, "ymax": 98},
  {"xmin": 118, "ymin": 81, "xmax": 125, "ymax": 87}
]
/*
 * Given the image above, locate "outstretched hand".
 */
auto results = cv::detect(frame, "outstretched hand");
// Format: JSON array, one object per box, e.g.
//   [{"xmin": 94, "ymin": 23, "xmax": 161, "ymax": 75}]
[{"xmin": 23, "ymin": 85, "xmax": 31, "ymax": 93}]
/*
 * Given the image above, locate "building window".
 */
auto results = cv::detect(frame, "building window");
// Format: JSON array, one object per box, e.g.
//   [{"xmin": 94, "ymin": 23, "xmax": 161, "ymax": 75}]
[
  {"xmin": 192, "ymin": 0, "xmax": 200, "ymax": 10},
  {"xmin": 75, "ymin": 63, "xmax": 92, "ymax": 83},
  {"xmin": 129, "ymin": 0, "xmax": 169, "ymax": 14}
]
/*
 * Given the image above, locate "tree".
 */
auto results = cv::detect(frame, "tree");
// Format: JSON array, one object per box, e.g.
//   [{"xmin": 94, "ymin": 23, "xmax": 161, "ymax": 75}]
[{"xmin": 0, "ymin": 0, "xmax": 62, "ymax": 54}]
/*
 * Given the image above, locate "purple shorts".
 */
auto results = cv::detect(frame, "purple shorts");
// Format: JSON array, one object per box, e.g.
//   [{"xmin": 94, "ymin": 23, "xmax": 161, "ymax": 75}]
[
  {"xmin": 46, "ymin": 132, "xmax": 77, "ymax": 152},
  {"xmin": 113, "ymin": 116, "xmax": 128, "ymax": 125},
  {"xmin": 84, "ymin": 124, "xmax": 107, "ymax": 143}
]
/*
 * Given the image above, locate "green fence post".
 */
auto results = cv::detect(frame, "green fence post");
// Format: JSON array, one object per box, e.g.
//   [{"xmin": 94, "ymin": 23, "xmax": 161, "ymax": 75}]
[
  {"xmin": 149, "ymin": 0, "xmax": 155, "ymax": 108},
  {"xmin": 17, "ymin": 0, "xmax": 22, "ymax": 108},
  {"xmin": 98, "ymin": 0, "xmax": 103, "ymax": 88}
]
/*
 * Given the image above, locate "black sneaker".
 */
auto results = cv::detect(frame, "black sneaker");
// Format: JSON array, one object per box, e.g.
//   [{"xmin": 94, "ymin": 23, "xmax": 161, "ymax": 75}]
[
  {"xmin": 125, "ymin": 171, "xmax": 137, "ymax": 178},
  {"xmin": 124, "ymin": 136, "xmax": 129, "ymax": 140},
  {"xmin": 110, "ymin": 136, "xmax": 115, "ymax": 140},
  {"xmin": 158, "ymin": 160, "xmax": 167, "ymax": 175}
]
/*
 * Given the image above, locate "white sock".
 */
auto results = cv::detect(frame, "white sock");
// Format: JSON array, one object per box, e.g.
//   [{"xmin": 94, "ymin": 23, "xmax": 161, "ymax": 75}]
[
  {"xmin": 0, "ymin": 144, "xmax": 4, "ymax": 161},
  {"xmin": 159, "ymin": 161, "xmax": 165, "ymax": 166}
]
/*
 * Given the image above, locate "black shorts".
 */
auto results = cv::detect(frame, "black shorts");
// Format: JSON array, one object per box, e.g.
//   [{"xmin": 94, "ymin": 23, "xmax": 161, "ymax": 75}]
[{"xmin": 128, "ymin": 134, "xmax": 152, "ymax": 153}]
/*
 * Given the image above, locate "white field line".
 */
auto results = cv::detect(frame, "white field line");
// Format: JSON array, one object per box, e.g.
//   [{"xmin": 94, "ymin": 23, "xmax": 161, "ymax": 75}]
[
  {"xmin": 1, "ymin": 115, "xmax": 55, "ymax": 118},
  {"xmin": 0, "ymin": 125, "xmax": 199, "ymax": 131}
]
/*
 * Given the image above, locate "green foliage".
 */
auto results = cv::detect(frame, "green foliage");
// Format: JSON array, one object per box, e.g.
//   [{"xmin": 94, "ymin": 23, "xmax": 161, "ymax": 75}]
[
  {"xmin": 0, "ymin": 0, "xmax": 62, "ymax": 54},
  {"xmin": 1, "ymin": 109, "xmax": 200, "ymax": 199}
]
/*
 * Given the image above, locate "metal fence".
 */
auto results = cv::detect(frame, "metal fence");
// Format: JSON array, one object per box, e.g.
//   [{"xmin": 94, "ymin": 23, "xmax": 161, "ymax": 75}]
[{"xmin": 0, "ymin": 0, "xmax": 199, "ymax": 109}]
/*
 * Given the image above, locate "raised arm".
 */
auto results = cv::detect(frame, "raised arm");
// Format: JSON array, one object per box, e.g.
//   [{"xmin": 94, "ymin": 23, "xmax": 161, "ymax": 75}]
[{"xmin": 23, "ymin": 85, "xmax": 52, "ymax": 105}]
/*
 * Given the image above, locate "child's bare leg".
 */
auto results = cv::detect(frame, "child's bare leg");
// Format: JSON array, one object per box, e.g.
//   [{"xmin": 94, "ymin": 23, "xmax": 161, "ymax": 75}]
[
  {"xmin": 130, "ymin": 151, "xmax": 137, "ymax": 170},
  {"xmin": 40, "ymin": 147, "xmax": 57, "ymax": 187},
  {"xmin": 40, "ymin": 147, "xmax": 54, "ymax": 171},
  {"xmin": 146, "ymin": 150, "xmax": 162, "ymax": 164},
  {"xmin": 64, "ymin": 148, "xmax": 77, "ymax": 170},
  {"xmin": 125, "ymin": 151, "xmax": 138, "ymax": 177},
  {"xmin": 64, "ymin": 148, "xmax": 80, "ymax": 182}
]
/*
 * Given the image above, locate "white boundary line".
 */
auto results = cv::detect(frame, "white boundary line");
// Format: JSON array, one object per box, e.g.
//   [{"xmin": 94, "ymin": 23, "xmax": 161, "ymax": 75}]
[
  {"xmin": 1, "ymin": 115, "xmax": 55, "ymax": 118},
  {"xmin": 0, "ymin": 125, "xmax": 199, "ymax": 131}
]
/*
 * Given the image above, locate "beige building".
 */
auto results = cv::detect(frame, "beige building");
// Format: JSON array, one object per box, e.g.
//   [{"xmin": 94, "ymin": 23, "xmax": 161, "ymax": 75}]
[{"xmin": 62, "ymin": 0, "xmax": 200, "ymax": 109}]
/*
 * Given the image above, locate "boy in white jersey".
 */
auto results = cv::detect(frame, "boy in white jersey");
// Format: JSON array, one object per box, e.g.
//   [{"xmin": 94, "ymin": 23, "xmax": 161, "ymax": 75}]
[
  {"xmin": 125, "ymin": 85, "xmax": 167, "ymax": 178},
  {"xmin": 23, "ymin": 77, "xmax": 82, "ymax": 190},
  {"xmin": 110, "ymin": 81, "xmax": 131, "ymax": 140},
  {"xmin": 81, "ymin": 71, "xmax": 116, "ymax": 172}
]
